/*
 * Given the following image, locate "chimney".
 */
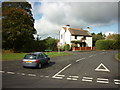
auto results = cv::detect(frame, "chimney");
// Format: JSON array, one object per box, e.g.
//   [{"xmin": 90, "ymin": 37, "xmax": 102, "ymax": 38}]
[
  {"xmin": 66, "ymin": 25, "xmax": 70, "ymax": 30},
  {"xmin": 87, "ymin": 27, "xmax": 90, "ymax": 31}
]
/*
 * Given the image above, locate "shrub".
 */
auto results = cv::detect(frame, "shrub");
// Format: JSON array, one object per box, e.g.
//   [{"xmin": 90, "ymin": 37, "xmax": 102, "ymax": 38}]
[
  {"xmin": 60, "ymin": 46, "xmax": 65, "ymax": 51},
  {"xmin": 64, "ymin": 44, "xmax": 70, "ymax": 51},
  {"xmin": 60, "ymin": 44, "xmax": 70, "ymax": 51},
  {"xmin": 95, "ymin": 40, "xmax": 116, "ymax": 50}
]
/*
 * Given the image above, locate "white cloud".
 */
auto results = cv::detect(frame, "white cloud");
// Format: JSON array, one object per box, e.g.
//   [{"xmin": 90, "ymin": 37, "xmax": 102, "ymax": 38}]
[
  {"xmin": 32, "ymin": 2, "xmax": 118, "ymax": 39},
  {"xmin": 105, "ymin": 32, "xmax": 114, "ymax": 36}
]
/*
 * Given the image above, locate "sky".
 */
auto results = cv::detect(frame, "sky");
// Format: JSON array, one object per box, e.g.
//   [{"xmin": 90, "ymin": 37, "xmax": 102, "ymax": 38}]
[{"xmin": 2, "ymin": 0, "xmax": 119, "ymax": 39}]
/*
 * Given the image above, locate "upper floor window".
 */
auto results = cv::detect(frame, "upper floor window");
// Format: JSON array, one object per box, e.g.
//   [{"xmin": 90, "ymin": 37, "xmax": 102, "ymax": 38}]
[
  {"xmin": 75, "ymin": 36, "xmax": 77, "ymax": 39},
  {"xmin": 83, "ymin": 36, "xmax": 86, "ymax": 39}
]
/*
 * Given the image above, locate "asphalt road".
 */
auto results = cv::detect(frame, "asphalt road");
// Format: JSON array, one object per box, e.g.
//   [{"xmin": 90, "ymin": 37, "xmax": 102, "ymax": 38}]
[{"xmin": 2, "ymin": 50, "xmax": 120, "ymax": 88}]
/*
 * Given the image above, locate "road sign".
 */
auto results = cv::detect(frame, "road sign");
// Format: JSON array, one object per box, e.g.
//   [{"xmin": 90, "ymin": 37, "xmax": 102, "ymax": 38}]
[{"xmin": 95, "ymin": 63, "xmax": 110, "ymax": 72}]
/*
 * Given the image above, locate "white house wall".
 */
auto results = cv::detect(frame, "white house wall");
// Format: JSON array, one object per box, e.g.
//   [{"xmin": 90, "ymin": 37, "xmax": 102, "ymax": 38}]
[
  {"xmin": 71, "ymin": 36, "xmax": 83, "ymax": 41},
  {"xmin": 86, "ymin": 37, "xmax": 92, "ymax": 47},
  {"xmin": 65, "ymin": 30, "xmax": 71, "ymax": 45},
  {"xmin": 60, "ymin": 28, "xmax": 65, "ymax": 46}
]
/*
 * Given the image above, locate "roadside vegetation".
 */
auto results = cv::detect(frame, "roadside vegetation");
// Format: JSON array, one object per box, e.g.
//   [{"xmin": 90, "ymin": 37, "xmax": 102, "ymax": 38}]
[
  {"xmin": 95, "ymin": 34, "xmax": 120, "ymax": 50},
  {"xmin": 2, "ymin": 52, "xmax": 71, "ymax": 61},
  {"xmin": 115, "ymin": 53, "xmax": 120, "ymax": 61}
]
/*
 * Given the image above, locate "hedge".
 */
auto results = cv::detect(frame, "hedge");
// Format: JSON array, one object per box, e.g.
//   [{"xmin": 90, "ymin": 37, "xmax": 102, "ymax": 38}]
[{"xmin": 95, "ymin": 40, "xmax": 117, "ymax": 50}]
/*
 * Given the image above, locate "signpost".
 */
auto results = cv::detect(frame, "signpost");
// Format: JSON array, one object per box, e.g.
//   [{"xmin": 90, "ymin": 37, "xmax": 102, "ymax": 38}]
[{"xmin": 57, "ymin": 41, "xmax": 60, "ymax": 53}]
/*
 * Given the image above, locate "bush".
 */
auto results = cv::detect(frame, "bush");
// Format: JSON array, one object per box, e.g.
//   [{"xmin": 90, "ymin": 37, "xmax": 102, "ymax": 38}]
[
  {"xmin": 60, "ymin": 44, "xmax": 70, "ymax": 51},
  {"xmin": 60, "ymin": 45, "xmax": 65, "ymax": 51},
  {"xmin": 64, "ymin": 44, "xmax": 70, "ymax": 51},
  {"xmin": 95, "ymin": 40, "xmax": 116, "ymax": 50}
]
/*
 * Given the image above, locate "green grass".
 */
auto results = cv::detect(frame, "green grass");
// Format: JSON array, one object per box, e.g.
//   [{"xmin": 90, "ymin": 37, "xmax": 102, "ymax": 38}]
[
  {"xmin": 2, "ymin": 53, "xmax": 27, "ymax": 60},
  {"xmin": 2, "ymin": 52, "xmax": 71, "ymax": 61},
  {"xmin": 45, "ymin": 52, "xmax": 71, "ymax": 57},
  {"xmin": 115, "ymin": 53, "xmax": 120, "ymax": 61}
]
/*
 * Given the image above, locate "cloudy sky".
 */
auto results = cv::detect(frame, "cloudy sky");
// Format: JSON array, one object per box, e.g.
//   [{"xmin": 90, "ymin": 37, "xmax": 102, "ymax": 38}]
[{"xmin": 14, "ymin": 0, "xmax": 120, "ymax": 39}]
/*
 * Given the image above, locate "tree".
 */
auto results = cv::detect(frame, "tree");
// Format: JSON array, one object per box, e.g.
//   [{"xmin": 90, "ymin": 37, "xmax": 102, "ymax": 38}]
[
  {"xmin": 2, "ymin": 1, "xmax": 36, "ymax": 52},
  {"xmin": 44, "ymin": 37, "xmax": 58, "ymax": 51},
  {"xmin": 92, "ymin": 32, "xmax": 105, "ymax": 47}
]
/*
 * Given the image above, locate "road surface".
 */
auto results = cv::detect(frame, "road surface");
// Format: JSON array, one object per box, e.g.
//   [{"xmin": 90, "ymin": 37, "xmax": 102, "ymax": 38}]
[{"xmin": 2, "ymin": 50, "xmax": 120, "ymax": 88}]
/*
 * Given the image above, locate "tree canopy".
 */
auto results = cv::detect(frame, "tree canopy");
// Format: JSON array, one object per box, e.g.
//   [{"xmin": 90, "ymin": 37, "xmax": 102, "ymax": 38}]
[{"xmin": 2, "ymin": 1, "xmax": 36, "ymax": 52}]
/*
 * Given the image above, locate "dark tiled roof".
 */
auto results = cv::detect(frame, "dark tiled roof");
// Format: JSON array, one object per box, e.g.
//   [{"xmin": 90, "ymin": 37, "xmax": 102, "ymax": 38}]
[{"xmin": 69, "ymin": 28, "xmax": 91, "ymax": 36}]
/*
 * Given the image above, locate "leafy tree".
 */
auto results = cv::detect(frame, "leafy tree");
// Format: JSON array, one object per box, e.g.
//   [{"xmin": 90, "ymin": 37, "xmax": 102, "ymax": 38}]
[
  {"xmin": 44, "ymin": 37, "xmax": 58, "ymax": 51},
  {"xmin": 106, "ymin": 34, "xmax": 118, "ymax": 40},
  {"xmin": 2, "ymin": 1, "xmax": 36, "ymax": 52}
]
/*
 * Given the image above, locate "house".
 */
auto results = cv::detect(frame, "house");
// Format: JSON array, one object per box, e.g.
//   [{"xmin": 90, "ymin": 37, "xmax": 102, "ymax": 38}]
[{"xmin": 59, "ymin": 25, "xmax": 92, "ymax": 50}]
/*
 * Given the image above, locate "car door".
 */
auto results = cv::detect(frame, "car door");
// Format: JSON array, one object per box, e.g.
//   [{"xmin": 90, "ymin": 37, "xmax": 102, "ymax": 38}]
[
  {"xmin": 38, "ymin": 54, "xmax": 45, "ymax": 64},
  {"xmin": 41, "ymin": 53, "xmax": 48, "ymax": 63}
]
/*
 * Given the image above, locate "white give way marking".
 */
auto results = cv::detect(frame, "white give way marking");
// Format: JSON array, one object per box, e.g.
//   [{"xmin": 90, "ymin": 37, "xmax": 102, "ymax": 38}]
[
  {"xmin": 95, "ymin": 63, "xmax": 110, "ymax": 72},
  {"xmin": 52, "ymin": 64, "xmax": 72, "ymax": 79}
]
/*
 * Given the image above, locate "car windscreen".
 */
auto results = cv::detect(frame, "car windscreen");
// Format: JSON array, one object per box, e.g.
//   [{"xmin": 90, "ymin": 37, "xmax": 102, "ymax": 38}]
[{"xmin": 24, "ymin": 54, "xmax": 37, "ymax": 59}]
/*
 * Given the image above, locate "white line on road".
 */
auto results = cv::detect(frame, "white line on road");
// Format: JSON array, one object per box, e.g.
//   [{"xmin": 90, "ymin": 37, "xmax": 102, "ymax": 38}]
[
  {"xmin": 76, "ymin": 58, "xmax": 85, "ymax": 62},
  {"xmin": 21, "ymin": 73, "xmax": 26, "ymax": 75},
  {"xmin": 67, "ymin": 76, "xmax": 79, "ymax": 81},
  {"xmin": 67, "ymin": 78, "xmax": 78, "ymax": 81},
  {"xmin": 0, "ymin": 71, "xmax": 5, "ymax": 73},
  {"xmin": 97, "ymin": 78, "xmax": 109, "ymax": 84},
  {"xmin": 82, "ymin": 77, "xmax": 93, "ymax": 82},
  {"xmin": 114, "ymin": 79, "xmax": 120, "ymax": 85},
  {"xmin": 44, "ymin": 76, "xmax": 49, "ymax": 78},
  {"xmin": 7, "ymin": 72, "xmax": 15, "ymax": 74},
  {"xmin": 69, "ymin": 76, "xmax": 79, "ymax": 78},
  {"xmin": 89, "ymin": 55, "xmax": 93, "ymax": 57},
  {"xmin": 40, "ymin": 75, "xmax": 44, "ymax": 77},
  {"xmin": 52, "ymin": 64, "xmax": 72, "ymax": 79},
  {"xmin": 28, "ymin": 74, "xmax": 36, "ymax": 77}
]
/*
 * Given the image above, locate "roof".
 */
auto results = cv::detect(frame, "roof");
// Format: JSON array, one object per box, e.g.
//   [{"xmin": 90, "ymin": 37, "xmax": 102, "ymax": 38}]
[{"xmin": 62, "ymin": 27, "xmax": 92, "ymax": 36}]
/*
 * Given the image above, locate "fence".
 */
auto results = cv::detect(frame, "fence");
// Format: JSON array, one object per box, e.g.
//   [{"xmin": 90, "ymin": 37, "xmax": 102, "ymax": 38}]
[{"xmin": 72, "ymin": 47, "xmax": 96, "ymax": 51}]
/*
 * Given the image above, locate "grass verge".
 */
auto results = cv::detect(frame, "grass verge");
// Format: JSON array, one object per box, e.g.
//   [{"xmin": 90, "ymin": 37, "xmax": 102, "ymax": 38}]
[
  {"xmin": 2, "ymin": 52, "xmax": 71, "ymax": 61},
  {"xmin": 115, "ymin": 53, "xmax": 120, "ymax": 61}
]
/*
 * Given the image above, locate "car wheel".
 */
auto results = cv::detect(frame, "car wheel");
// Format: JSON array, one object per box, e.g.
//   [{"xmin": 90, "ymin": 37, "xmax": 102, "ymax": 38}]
[
  {"xmin": 23, "ymin": 66, "xmax": 26, "ymax": 68},
  {"xmin": 38, "ymin": 63, "xmax": 42, "ymax": 69}
]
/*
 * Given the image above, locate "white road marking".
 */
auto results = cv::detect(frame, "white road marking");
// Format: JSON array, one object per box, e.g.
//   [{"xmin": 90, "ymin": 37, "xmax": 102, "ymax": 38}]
[
  {"xmin": 67, "ymin": 76, "xmax": 79, "ymax": 81},
  {"xmin": 95, "ymin": 63, "xmax": 110, "ymax": 72},
  {"xmin": 52, "ymin": 64, "xmax": 72, "ymax": 79},
  {"xmin": 0, "ymin": 71, "xmax": 5, "ymax": 73},
  {"xmin": 7, "ymin": 72, "xmax": 15, "ymax": 74},
  {"xmin": 82, "ymin": 77, "xmax": 93, "ymax": 82},
  {"xmin": 28, "ymin": 74, "xmax": 36, "ymax": 77},
  {"xmin": 114, "ymin": 79, "xmax": 120, "ymax": 85},
  {"xmin": 21, "ymin": 73, "xmax": 25, "ymax": 75},
  {"xmin": 40, "ymin": 75, "xmax": 44, "ymax": 77},
  {"xmin": 89, "ymin": 55, "xmax": 93, "ymax": 57},
  {"xmin": 69, "ymin": 76, "xmax": 79, "ymax": 78},
  {"xmin": 44, "ymin": 76, "xmax": 49, "ymax": 78},
  {"xmin": 67, "ymin": 78, "xmax": 78, "ymax": 81},
  {"xmin": 76, "ymin": 58, "xmax": 85, "ymax": 62},
  {"xmin": 97, "ymin": 78, "xmax": 109, "ymax": 84}
]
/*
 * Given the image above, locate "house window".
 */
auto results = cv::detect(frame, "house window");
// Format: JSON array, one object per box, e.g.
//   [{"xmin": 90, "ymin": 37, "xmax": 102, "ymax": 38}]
[
  {"xmin": 75, "ymin": 36, "xmax": 77, "ymax": 39},
  {"xmin": 61, "ymin": 34, "xmax": 63, "ymax": 39},
  {"xmin": 83, "ymin": 36, "xmax": 86, "ymax": 39}
]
